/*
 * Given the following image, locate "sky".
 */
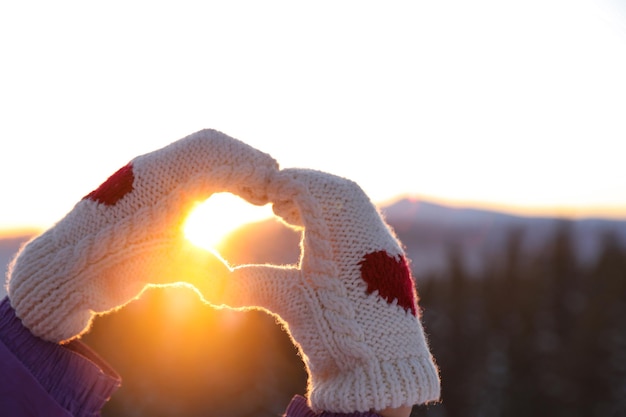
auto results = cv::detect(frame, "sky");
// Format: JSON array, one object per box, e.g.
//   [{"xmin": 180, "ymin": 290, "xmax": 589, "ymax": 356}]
[{"xmin": 1, "ymin": 0, "xmax": 626, "ymax": 235}]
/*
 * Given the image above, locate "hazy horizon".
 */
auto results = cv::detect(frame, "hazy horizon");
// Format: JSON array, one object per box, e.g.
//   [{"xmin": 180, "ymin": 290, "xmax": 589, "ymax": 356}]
[{"xmin": 2, "ymin": 192, "xmax": 625, "ymax": 239}]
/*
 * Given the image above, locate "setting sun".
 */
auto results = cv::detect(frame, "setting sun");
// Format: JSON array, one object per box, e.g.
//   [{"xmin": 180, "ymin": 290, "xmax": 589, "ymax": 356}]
[{"xmin": 184, "ymin": 193, "xmax": 274, "ymax": 252}]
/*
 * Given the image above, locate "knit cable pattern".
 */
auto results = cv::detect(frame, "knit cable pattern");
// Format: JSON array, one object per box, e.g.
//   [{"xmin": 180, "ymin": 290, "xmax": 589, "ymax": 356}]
[
  {"xmin": 272, "ymin": 169, "xmax": 374, "ymax": 367},
  {"xmin": 209, "ymin": 168, "xmax": 441, "ymax": 413}
]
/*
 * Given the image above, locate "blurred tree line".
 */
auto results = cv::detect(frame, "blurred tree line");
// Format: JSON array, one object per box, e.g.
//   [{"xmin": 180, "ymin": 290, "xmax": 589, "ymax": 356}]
[
  {"xmin": 83, "ymin": 220, "xmax": 626, "ymax": 417},
  {"xmin": 413, "ymin": 221, "xmax": 626, "ymax": 417}
]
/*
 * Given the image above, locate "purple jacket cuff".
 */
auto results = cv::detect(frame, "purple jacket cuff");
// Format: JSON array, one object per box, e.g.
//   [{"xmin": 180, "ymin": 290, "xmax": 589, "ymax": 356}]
[
  {"xmin": 285, "ymin": 395, "xmax": 383, "ymax": 417},
  {"xmin": 0, "ymin": 296, "xmax": 121, "ymax": 417}
]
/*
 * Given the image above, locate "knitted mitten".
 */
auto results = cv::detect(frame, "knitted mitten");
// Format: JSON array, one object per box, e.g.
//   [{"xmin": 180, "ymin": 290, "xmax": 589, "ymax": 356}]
[
  {"xmin": 7, "ymin": 129, "xmax": 278, "ymax": 343},
  {"xmin": 202, "ymin": 168, "xmax": 440, "ymax": 413}
]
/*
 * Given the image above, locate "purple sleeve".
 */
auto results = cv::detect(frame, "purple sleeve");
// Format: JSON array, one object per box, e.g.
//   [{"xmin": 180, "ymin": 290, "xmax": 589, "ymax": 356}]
[
  {"xmin": 284, "ymin": 395, "xmax": 383, "ymax": 417},
  {"xmin": 0, "ymin": 296, "xmax": 121, "ymax": 417}
]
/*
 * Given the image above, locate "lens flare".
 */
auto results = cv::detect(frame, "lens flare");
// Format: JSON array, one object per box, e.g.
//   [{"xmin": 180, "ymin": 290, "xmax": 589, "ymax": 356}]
[{"xmin": 184, "ymin": 193, "xmax": 273, "ymax": 252}]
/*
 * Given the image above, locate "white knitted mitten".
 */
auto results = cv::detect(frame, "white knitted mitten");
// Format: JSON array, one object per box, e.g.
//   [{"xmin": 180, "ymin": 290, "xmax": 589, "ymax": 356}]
[
  {"xmin": 7, "ymin": 129, "xmax": 278, "ymax": 343},
  {"xmin": 203, "ymin": 168, "xmax": 440, "ymax": 413}
]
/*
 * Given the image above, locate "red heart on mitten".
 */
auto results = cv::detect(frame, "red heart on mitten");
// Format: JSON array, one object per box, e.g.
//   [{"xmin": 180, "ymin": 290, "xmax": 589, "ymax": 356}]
[{"xmin": 360, "ymin": 250, "xmax": 417, "ymax": 316}]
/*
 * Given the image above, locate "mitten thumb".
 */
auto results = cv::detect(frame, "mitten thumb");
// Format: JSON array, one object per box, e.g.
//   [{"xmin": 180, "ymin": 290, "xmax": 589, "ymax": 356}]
[{"xmin": 197, "ymin": 257, "xmax": 301, "ymax": 319}]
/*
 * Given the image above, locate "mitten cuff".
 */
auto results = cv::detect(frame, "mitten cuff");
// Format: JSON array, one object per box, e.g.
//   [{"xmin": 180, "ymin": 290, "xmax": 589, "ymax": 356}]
[{"xmin": 309, "ymin": 353, "xmax": 440, "ymax": 413}]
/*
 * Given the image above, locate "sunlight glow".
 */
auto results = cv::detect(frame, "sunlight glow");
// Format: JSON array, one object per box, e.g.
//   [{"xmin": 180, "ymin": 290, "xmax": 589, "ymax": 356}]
[
  {"xmin": 184, "ymin": 193, "xmax": 274, "ymax": 252},
  {"xmin": 1, "ymin": 1, "xmax": 626, "ymax": 231}
]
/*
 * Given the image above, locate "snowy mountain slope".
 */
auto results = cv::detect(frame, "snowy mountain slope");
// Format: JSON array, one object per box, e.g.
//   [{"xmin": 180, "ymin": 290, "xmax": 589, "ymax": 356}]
[{"xmin": 381, "ymin": 198, "xmax": 626, "ymax": 276}]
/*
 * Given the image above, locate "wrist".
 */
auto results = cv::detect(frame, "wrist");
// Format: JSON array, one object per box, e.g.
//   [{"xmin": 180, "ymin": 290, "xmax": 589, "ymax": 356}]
[{"xmin": 377, "ymin": 406, "xmax": 412, "ymax": 417}]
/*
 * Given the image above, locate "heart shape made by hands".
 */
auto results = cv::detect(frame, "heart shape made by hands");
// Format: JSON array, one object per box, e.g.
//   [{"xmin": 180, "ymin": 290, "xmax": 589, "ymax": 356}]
[{"xmin": 82, "ymin": 163, "xmax": 417, "ymax": 317}]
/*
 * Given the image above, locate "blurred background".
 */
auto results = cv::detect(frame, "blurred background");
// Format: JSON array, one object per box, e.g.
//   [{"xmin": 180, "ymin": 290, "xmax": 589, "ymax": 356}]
[
  {"xmin": 2, "ymin": 199, "xmax": 625, "ymax": 416},
  {"xmin": 2, "ymin": 0, "xmax": 626, "ymax": 416}
]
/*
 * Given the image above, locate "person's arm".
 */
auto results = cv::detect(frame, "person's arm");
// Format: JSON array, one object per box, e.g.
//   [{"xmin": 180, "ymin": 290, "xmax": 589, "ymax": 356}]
[{"xmin": 0, "ymin": 296, "xmax": 121, "ymax": 417}]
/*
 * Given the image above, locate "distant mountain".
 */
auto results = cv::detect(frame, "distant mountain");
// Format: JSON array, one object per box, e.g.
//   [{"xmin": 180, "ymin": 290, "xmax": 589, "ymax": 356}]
[
  {"xmin": 380, "ymin": 199, "xmax": 626, "ymax": 276},
  {"xmin": 1, "ymin": 199, "xmax": 625, "ymax": 299}
]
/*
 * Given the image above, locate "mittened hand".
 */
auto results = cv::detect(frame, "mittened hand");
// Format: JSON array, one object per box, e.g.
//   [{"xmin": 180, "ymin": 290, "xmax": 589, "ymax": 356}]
[
  {"xmin": 200, "ymin": 168, "xmax": 440, "ymax": 413},
  {"xmin": 7, "ymin": 129, "xmax": 278, "ymax": 343}
]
